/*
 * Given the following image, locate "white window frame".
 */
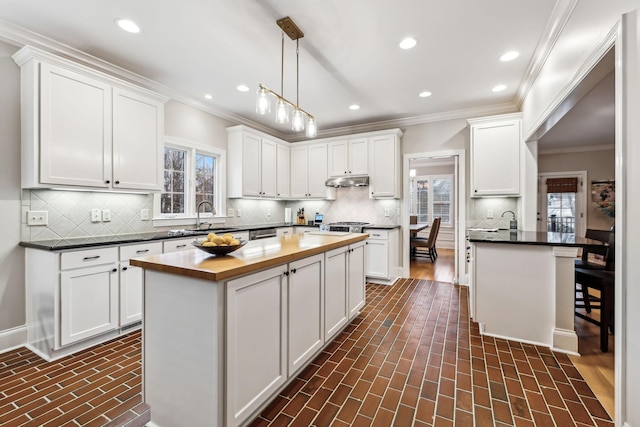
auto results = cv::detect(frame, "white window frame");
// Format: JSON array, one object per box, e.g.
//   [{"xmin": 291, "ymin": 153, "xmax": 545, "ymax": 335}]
[
  {"xmin": 153, "ymin": 136, "xmax": 227, "ymax": 227},
  {"xmin": 409, "ymin": 174, "xmax": 454, "ymax": 227}
]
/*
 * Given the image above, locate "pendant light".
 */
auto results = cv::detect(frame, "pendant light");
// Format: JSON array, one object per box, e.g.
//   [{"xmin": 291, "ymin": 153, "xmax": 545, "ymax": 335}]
[{"xmin": 256, "ymin": 17, "xmax": 316, "ymax": 137}]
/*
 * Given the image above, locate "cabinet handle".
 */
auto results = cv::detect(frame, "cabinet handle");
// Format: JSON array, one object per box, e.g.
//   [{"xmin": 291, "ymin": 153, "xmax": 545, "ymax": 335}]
[
  {"xmin": 474, "ymin": 189, "xmax": 478, "ymax": 193},
  {"xmin": 112, "ymin": 268, "xmax": 117, "ymax": 273},
  {"xmin": 83, "ymin": 255, "xmax": 100, "ymax": 261},
  {"xmin": 115, "ymin": 180, "xmax": 120, "ymax": 185},
  {"xmin": 283, "ymin": 271, "xmax": 289, "ymax": 277},
  {"xmin": 122, "ymin": 266, "xmax": 128, "ymax": 271},
  {"xmin": 349, "ymin": 171, "xmax": 351, "ymax": 174},
  {"xmin": 291, "ymin": 268, "xmax": 297, "ymax": 274},
  {"xmin": 105, "ymin": 180, "xmax": 110, "ymax": 184},
  {"xmin": 136, "ymin": 249, "xmax": 150, "ymax": 254},
  {"xmin": 176, "ymin": 244, "xmax": 187, "ymax": 248}
]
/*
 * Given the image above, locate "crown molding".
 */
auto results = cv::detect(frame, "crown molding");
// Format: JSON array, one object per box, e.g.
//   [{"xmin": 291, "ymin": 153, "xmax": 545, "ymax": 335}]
[
  {"xmin": 515, "ymin": 0, "xmax": 579, "ymax": 107},
  {"xmin": 538, "ymin": 143, "xmax": 614, "ymax": 155}
]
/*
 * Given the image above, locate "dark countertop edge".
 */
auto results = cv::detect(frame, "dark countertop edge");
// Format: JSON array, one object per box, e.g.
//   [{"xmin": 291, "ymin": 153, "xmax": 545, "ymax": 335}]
[
  {"xmin": 363, "ymin": 224, "xmax": 401, "ymax": 230},
  {"xmin": 468, "ymin": 231, "xmax": 606, "ymax": 247},
  {"xmin": 19, "ymin": 223, "xmax": 316, "ymax": 251}
]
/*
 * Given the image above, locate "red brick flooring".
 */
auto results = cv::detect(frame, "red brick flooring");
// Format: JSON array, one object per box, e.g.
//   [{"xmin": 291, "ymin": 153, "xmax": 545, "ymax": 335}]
[
  {"xmin": 0, "ymin": 331, "xmax": 147, "ymax": 427},
  {"xmin": 0, "ymin": 279, "xmax": 613, "ymax": 426},
  {"xmin": 249, "ymin": 279, "xmax": 613, "ymax": 426}
]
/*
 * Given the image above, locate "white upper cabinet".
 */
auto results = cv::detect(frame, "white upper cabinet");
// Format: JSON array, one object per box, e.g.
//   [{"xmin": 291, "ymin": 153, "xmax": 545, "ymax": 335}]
[
  {"xmin": 290, "ymin": 143, "xmax": 329, "ymax": 199},
  {"xmin": 13, "ymin": 46, "xmax": 167, "ymax": 191},
  {"xmin": 369, "ymin": 133, "xmax": 401, "ymax": 198},
  {"xmin": 227, "ymin": 127, "xmax": 286, "ymax": 198},
  {"xmin": 276, "ymin": 143, "xmax": 290, "ymax": 198},
  {"xmin": 328, "ymin": 138, "xmax": 368, "ymax": 177},
  {"xmin": 469, "ymin": 113, "xmax": 522, "ymax": 197}
]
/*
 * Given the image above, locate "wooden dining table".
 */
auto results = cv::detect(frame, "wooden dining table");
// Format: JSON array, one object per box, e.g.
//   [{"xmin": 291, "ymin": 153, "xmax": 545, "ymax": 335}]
[{"xmin": 409, "ymin": 223, "xmax": 429, "ymax": 236}]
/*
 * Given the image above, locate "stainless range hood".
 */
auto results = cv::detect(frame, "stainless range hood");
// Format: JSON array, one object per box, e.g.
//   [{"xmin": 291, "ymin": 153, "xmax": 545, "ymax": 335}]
[{"xmin": 325, "ymin": 176, "xmax": 369, "ymax": 187}]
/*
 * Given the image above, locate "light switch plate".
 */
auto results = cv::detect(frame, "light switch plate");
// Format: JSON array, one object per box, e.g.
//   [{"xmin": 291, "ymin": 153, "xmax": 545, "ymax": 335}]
[
  {"xmin": 102, "ymin": 209, "xmax": 112, "ymax": 222},
  {"xmin": 27, "ymin": 211, "xmax": 48, "ymax": 226},
  {"xmin": 227, "ymin": 208, "xmax": 235, "ymax": 217},
  {"xmin": 236, "ymin": 209, "xmax": 241, "ymax": 217},
  {"xmin": 91, "ymin": 209, "xmax": 101, "ymax": 222},
  {"xmin": 141, "ymin": 209, "xmax": 150, "ymax": 220},
  {"xmin": 487, "ymin": 209, "xmax": 494, "ymax": 219}
]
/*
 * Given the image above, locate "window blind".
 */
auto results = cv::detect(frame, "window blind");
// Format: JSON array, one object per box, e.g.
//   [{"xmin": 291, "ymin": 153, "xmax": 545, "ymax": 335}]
[{"xmin": 546, "ymin": 177, "xmax": 578, "ymax": 193}]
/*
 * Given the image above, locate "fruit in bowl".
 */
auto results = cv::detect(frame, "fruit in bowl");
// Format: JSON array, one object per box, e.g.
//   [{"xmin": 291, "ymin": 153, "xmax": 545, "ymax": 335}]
[{"xmin": 192, "ymin": 232, "xmax": 247, "ymax": 255}]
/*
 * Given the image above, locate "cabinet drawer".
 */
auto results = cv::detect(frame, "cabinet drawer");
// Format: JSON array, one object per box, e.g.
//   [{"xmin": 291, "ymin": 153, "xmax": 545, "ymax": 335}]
[
  {"xmin": 120, "ymin": 241, "xmax": 163, "ymax": 262},
  {"xmin": 230, "ymin": 231, "xmax": 250, "ymax": 242},
  {"xmin": 163, "ymin": 237, "xmax": 196, "ymax": 253},
  {"xmin": 61, "ymin": 247, "xmax": 118, "ymax": 270},
  {"xmin": 365, "ymin": 230, "xmax": 389, "ymax": 240}
]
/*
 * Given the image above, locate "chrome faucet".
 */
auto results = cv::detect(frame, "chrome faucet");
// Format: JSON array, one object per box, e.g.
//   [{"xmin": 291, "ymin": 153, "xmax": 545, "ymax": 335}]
[
  {"xmin": 196, "ymin": 200, "xmax": 215, "ymax": 230},
  {"xmin": 502, "ymin": 210, "xmax": 517, "ymax": 230}
]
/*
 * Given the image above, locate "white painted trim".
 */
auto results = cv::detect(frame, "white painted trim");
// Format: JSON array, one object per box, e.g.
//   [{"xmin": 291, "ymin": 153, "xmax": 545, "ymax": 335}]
[
  {"xmin": 402, "ymin": 149, "xmax": 466, "ymax": 284},
  {"xmin": 0, "ymin": 325, "xmax": 27, "ymax": 354},
  {"xmin": 538, "ymin": 143, "xmax": 615, "ymax": 155},
  {"xmin": 551, "ymin": 327, "xmax": 580, "ymax": 356}
]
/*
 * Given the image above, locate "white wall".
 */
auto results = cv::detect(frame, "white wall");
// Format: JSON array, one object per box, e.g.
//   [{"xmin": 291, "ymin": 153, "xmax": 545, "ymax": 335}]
[{"xmin": 0, "ymin": 42, "xmax": 25, "ymax": 346}]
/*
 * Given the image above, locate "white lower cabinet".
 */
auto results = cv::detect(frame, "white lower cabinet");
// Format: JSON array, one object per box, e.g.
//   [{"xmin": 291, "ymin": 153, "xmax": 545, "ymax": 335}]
[
  {"xmin": 119, "ymin": 242, "xmax": 163, "ymax": 326},
  {"xmin": 325, "ymin": 246, "xmax": 349, "ymax": 339},
  {"xmin": 226, "ymin": 265, "xmax": 288, "ymax": 427},
  {"xmin": 348, "ymin": 241, "xmax": 366, "ymax": 318},
  {"xmin": 163, "ymin": 237, "xmax": 196, "ymax": 253},
  {"xmin": 60, "ymin": 260, "xmax": 119, "ymax": 347},
  {"xmin": 288, "ymin": 254, "xmax": 325, "ymax": 375},
  {"xmin": 365, "ymin": 229, "xmax": 399, "ymax": 284}
]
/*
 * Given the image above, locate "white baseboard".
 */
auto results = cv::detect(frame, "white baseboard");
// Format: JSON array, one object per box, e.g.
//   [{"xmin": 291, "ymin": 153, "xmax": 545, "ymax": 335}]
[{"xmin": 0, "ymin": 325, "xmax": 27, "ymax": 354}]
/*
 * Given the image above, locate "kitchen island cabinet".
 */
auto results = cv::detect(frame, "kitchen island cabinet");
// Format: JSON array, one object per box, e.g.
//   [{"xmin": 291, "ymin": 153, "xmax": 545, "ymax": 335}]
[{"xmin": 131, "ymin": 233, "xmax": 368, "ymax": 427}]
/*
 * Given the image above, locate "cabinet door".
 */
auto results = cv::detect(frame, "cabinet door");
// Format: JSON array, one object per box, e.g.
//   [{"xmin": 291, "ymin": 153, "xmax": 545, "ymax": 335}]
[
  {"xmin": 242, "ymin": 133, "xmax": 262, "ymax": 197},
  {"xmin": 290, "ymin": 146, "xmax": 309, "ymax": 198},
  {"xmin": 60, "ymin": 263, "xmax": 119, "ymax": 346},
  {"xmin": 307, "ymin": 144, "xmax": 328, "ymax": 197},
  {"xmin": 112, "ymin": 88, "xmax": 164, "ymax": 191},
  {"xmin": 260, "ymin": 139, "xmax": 277, "ymax": 197},
  {"xmin": 471, "ymin": 120, "xmax": 520, "ymax": 196},
  {"xmin": 365, "ymin": 239, "xmax": 389, "ymax": 279},
  {"xmin": 328, "ymin": 140, "xmax": 349, "ymax": 177},
  {"xmin": 276, "ymin": 144, "xmax": 290, "ymax": 198},
  {"xmin": 226, "ymin": 265, "xmax": 287, "ymax": 427},
  {"xmin": 39, "ymin": 62, "xmax": 112, "ymax": 188},
  {"xmin": 119, "ymin": 262, "xmax": 143, "ymax": 325},
  {"xmin": 325, "ymin": 247, "xmax": 348, "ymax": 339},
  {"xmin": 348, "ymin": 138, "xmax": 369, "ymax": 176},
  {"xmin": 348, "ymin": 242, "xmax": 366, "ymax": 318},
  {"xmin": 288, "ymin": 254, "xmax": 324, "ymax": 375},
  {"xmin": 369, "ymin": 135, "xmax": 397, "ymax": 198}
]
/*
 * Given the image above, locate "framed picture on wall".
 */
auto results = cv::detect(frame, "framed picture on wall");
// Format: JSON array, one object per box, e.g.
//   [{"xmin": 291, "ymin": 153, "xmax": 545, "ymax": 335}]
[{"xmin": 591, "ymin": 180, "xmax": 615, "ymax": 202}]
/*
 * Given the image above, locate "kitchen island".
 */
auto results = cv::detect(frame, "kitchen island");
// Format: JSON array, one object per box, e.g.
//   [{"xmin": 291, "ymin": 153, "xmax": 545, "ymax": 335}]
[
  {"xmin": 468, "ymin": 230, "xmax": 607, "ymax": 355},
  {"xmin": 130, "ymin": 232, "xmax": 368, "ymax": 427}
]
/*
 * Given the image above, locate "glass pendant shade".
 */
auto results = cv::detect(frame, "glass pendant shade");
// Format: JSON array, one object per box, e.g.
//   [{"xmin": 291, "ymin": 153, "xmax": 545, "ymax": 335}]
[
  {"xmin": 275, "ymin": 99, "xmax": 289, "ymax": 123},
  {"xmin": 292, "ymin": 109, "xmax": 305, "ymax": 131},
  {"xmin": 306, "ymin": 117, "xmax": 317, "ymax": 138},
  {"xmin": 256, "ymin": 87, "xmax": 270, "ymax": 115}
]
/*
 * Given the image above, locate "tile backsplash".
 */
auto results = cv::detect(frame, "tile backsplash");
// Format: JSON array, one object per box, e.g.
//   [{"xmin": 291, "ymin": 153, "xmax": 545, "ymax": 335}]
[
  {"xmin": 22, "ymin": 187, "xmax": 401, "ymax": 241},
  {"xmin": 470, "ymin": 197, "xmax": 519, "ymax": 229}
]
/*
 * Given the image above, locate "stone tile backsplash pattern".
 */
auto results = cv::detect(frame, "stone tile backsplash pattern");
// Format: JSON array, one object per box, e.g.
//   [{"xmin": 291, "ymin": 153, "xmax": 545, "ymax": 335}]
[
  {"xmin": 470, "ymin": 197, "xmax": 519, "ymax": 229},
  {"xmin": 22, "ymin": 187, "xmax": 400, "ymax": 241}
]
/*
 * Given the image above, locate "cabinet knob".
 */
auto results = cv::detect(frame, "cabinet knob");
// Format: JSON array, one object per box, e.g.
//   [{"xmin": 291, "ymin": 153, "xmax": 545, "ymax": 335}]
[
  {"xmin": 115, "ymin": 180, "xmax": 120, "ymax": 185},
  {"xmin": 105, "ymin": 180, "xmax": 110, "ymax": 184},
  {"xmin": 112, "ymin": 268, "xmax": 117, "ymax": 273},
  {"xmin": 122, "ymin": 266, "xmax": 128, "ymax": 271},
  {"xmin": 283, "ymin": 271, "xmax": 289, "ymax": 277},
  {"xmin": 349, "ymin": 171, "xmax": 351, "ymax": 174},
  {"xmin": 474, "ymin": 189, "xmax": 477, "ymax": 193},
  {"xmin": 291, "ymin": 268, "xmax": 297, "ymax": 274}
]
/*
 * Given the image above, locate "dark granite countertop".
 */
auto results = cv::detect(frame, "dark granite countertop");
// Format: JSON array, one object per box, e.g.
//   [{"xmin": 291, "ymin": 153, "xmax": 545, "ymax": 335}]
[
  {"xmin": 363, "ymin": 224, "xmax": 401, "ymax": 230},
  {"xmin": 468, "ymin": 230, "xmax": 608, "ymax": 247},
  {"xmin": 20, "ymin": 223, "xmax": 308, "ymax": 251}
]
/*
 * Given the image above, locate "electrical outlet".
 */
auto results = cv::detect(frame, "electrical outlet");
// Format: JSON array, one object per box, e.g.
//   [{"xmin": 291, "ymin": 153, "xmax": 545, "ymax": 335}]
[
  {"xmin": 384, "ymin": 209, "xmax": 390, "ymax": 217},
  {"xmin": 91, "ymin": 209, "xmax": 101, "ymax": 222},
  {"xmin": 227, "ymin": 208, "xmax": 235, "ymax": 217},
  {"xmin": 141, "ymin": 209, "xmax": 150, "ymax": 220},
  {"xmin": 267, "ymin": 208, "xmax": 271, "ymax": 217},
  {"xmin": 487, "ymin": 209, "xmax": 494, "ymax": 219},
  {"xmin": 236, "ymin": 209, "xmax": 241, "ymax": 217},
  {"xmin": 102, "ymin": 209, "xmax": 112, "ymax": 222},
  {"xmin": 27, "ymin": 211, "xmax": 48, "ymax": 226}
]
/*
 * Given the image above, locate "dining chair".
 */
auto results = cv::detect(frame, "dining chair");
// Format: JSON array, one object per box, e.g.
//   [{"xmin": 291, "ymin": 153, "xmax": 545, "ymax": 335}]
[
  {"xmin": 410, "ymin": 217, "xmax": 441, "ymax": 262},
  {"xmin": 575, "ymin": 231, "xmax": 615, "ymax": 352},
  {"xmin": 575, "ymin": 229, "xmax": 611, "ymax": 312}
]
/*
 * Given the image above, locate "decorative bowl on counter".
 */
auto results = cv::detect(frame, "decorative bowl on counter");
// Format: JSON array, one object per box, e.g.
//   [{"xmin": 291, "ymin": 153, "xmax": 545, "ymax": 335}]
[{"xmin": 192, "ymin": 239, "xmax": 247, "ymax": 256}]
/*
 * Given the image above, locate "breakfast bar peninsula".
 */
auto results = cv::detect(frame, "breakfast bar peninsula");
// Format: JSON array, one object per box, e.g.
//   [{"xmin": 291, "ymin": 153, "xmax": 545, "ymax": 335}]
[
  {"xmin": 130, "ymin": 232, "xmax": 368, "ymax": 427},
  {"xmin": 468, "ymin": 230, "xmax": 607, "ymax": 356}
]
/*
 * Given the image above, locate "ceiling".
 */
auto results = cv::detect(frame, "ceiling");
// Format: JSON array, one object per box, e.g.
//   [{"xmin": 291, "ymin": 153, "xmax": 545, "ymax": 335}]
[{"xmin": 0, "ymin": 0, "xmax": 605, "ymax": 144}]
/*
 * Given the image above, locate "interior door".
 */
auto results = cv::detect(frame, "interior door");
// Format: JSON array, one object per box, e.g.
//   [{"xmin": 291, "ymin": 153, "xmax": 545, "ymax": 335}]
[{"xmin": 537, "ymin": 173, "xmax": 586, "ymax": 238}]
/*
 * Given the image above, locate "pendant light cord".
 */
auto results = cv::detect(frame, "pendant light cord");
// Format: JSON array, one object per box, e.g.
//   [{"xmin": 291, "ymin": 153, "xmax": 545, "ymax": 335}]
[
  {"xmin": 296, "ymin": 38, "xmax": 299, "ymax": 108},
  {"xmin": 280, "ymin": 32, "xmax": 284, "ymax": 96}
]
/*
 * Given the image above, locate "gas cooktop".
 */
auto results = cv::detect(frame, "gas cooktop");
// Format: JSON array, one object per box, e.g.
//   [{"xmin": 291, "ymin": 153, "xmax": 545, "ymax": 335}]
[{"xmin": 322, "ymin": 222, "xmax": 371, "ymax": 232}]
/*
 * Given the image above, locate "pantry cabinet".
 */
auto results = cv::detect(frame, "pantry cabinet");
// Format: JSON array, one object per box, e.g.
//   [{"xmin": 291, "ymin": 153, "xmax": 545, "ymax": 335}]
[
  {"xmin": 469, "ymin": 113, "xmax": 522, "ymax": 197},
  {"xmin": 328, "ymin": 137, "xmax": 368, "ymax": 177},
  {"xmin": 13, "ymin": 46, "xmax": 167, "ymax": 192},
  {"xmin": 227, "ymin": 128, "xmax": 286, "ymax": 198},
  {"xmin": 290, "ymin": 143, "xmax": 329, "ymax": 198}
]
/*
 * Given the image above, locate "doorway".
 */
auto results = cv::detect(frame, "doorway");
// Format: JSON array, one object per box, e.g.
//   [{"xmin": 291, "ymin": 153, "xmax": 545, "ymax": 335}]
[{"xmin": 537, "ymin": 171, "xmax": 587, "ymax": 237}]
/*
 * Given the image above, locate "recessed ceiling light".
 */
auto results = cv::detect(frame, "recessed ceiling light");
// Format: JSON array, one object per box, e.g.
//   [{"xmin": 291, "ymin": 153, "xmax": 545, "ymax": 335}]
[
  {"xmin": 492, "ymin": 84, "xmax": 507, "ymax": 92},
  {"xmin": 236, "ymin": 85, "xmax": 250, "ymax": 92},
  {"xmin": 418, "ymin": 91, "xmax": 432, "ymax": 98},
  {"xmin": 115, "ymin": 18, "xmax": 141, "ymax": 34},
  {"xmin": 500, "ymin": 51, "xmax": 520, "ymax": 62},
  {"xmin": 204, "ymin": 94, "xmax": 213, "ymax": 100},
  {"xmin": 349, "ymin": 104, "xmax": 361, "ymax": 110},
  {"xmin": 399, "ymin": 37, "xmax": 417, "ymax": 50}
]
